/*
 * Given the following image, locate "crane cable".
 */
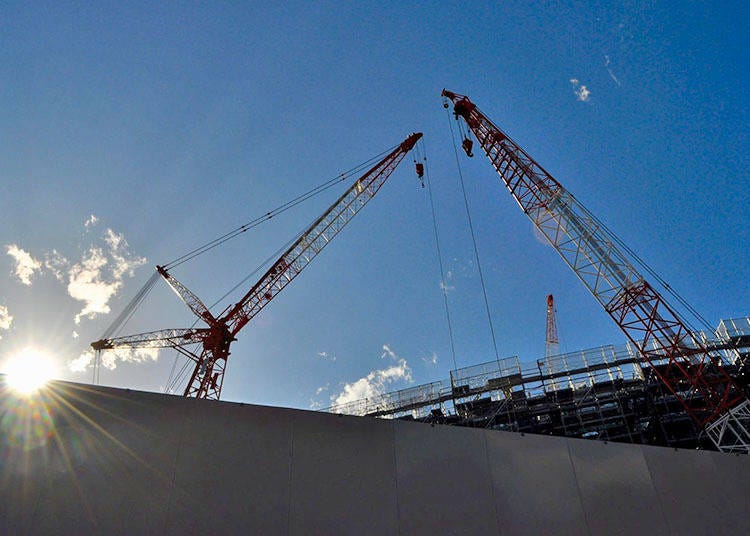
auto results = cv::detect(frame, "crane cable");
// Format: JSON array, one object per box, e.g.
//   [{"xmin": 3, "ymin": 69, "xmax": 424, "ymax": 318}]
[
  {"xmin": 445, "ymin": 105, "xmax": 502, "ymax": 365},
  {"xmin": 165, "ymin": 212, "xmax": 322, "ymax": 391},
  {"xmin": 417, "ymin": 137, "xmax": 458, "ymax": 372},
  {"xmin": 97, "ymin": 143, "xmax": 401, "ymax": 386},
  {"xmin": 573, "ymin": 197, "xmax": 713, "ymax": 334},
  {"xmin": 92, "ymin": 270, "xmax": 161, "ymax": 383},
  {"xmin": 164, "ymin": 140, "xmax": 414, "ymax": 391},
  {"xmin": 163, "ymin": 143, "xmax": 400, "ymax": 271}
]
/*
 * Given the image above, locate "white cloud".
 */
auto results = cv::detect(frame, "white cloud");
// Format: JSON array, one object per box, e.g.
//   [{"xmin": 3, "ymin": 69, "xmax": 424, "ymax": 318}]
[
  {"xmin": 104, "ymin": 229, "xmax": 146, "ymax": 279},
  {"xmin": 331, "ymin": 354, "xmax": 412, "ymax": 406},
  {"xmin": 69, "ymin": 347, "xmax": 159, "ymax": 372},
  {"xmin": 67, "ymin": 228, "xmax": 146, "ymax": 323},
  {"xmin": 0, "ymin": 304, "xmax": 13, "ymax": 335},
  {"xmin": 72, "ymin": 331, "xmax": 79, "ymax": 339},
  {"xmin": 570, "ymin": 78, "xmax": 591, "ymax": 102},
  {"xmin": 6, "ymin": 244, "xmax": 42, "ymax": 285},
  {"xmin": 84, "ymin": 214, "xmax": 98, "ymax": 229},
  {"xmin": 68, "ymin": 247, "xmax": 119, "ymax": 323},
  {"xmin": 69, "ymin": 350, "xmax": 95, "ymax": 372},
  {"xmin": 315, "ymin": 383, "xmax": 330, "ymax": 395}
]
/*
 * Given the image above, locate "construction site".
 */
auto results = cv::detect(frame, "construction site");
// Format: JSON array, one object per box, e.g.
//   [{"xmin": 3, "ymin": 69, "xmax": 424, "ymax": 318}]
[
  {"xmin": 3, "ymin": 89, "xmax": 749, "ymax": 534},
  {"xmin": 326, "ymin": 315, "xmax": 750, "ymax": 451},
  {"xmin": 83, "ymin": 90, "xmax": 750, "ymax": 455},
  {"xmin": 4, "ymin": 3, "xmax": 749, "ymax": 533}
]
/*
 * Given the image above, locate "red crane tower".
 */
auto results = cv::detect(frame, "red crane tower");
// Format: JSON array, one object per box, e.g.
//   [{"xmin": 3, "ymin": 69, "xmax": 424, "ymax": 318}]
[
  {"xmin": 545, "ymin": 294, "xmax": 559, "ymax": 359},
  {"xmin": 92, "ymin": 132, "xmax": 422, "ymax": 400},
  {"xmin": 441, "ymin": 89, "xmax": 749, "ymax": 453}
]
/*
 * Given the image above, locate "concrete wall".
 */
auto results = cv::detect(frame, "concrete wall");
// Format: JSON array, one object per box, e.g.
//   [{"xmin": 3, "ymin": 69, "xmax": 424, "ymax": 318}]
[{"xmin": 1, "ymin": 379, "xmax": 748, "ymax": 535}]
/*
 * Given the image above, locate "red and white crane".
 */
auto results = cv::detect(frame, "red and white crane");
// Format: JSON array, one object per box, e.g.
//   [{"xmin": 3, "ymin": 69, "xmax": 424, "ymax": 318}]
[
  {"xmin": 92, "ymin": 132, "xmax": 422, "ymax": 400},
  {"xmin": 441, "ymin": 89, "xmax": 749, "ymax": 453}
]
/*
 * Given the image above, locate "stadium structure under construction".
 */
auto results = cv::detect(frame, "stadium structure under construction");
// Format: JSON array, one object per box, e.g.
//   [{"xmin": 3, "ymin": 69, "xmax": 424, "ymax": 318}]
[{"xmin": 326, "ymin": 317, "xmax": 750, "ymax": 450}]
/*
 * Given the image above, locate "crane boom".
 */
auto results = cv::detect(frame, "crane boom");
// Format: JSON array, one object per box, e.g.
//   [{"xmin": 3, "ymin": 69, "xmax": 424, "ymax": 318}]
[
  {"xmin": 222, "ymin": 132, "xmax": 423, "ymax": 336},
  {"xmin": 92, "ymin": 132, "xmax": 422, "ymax": 401},
  {"xmin": 156, "ymin": 265, "xmax": 218, "ymax": 326},
  {"xmin": 442, "ymin": 89, "xmax": 749, "ymax": 453},
  {"xmin": 91, "ymin": 327, "xmax": 210, "ymax": 350}
]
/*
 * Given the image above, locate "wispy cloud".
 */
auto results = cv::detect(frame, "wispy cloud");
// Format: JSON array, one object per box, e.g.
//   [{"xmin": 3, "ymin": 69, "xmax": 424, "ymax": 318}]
[
  {"xmin": 0, "ymin": 304, "xmax": 13, "ymax": 337},
  {"xmin": 332, "ymin": 345, "xmax": 412, "ymax": 406},
  {"xmin": 316, "ymin": 383, "xmax": 329, "ymax": 396},
  {"xmin": 6, "ymin": 245, "xmax": 42, "ymax": 285},
  {"xmin": 381, "ymin": 344, "xmax": 397, "ymax": 360},
  {"xmin": 44, "ymin": 250, "xmax": 69, "ymax": 282},
  {"xmin": 84, "ymin": 214, "xmax": 98, "ymax": 229},
  {"xmin": 570, "ymin": 78, "xmax": 591, "ymax": 102},
  {"xmin": 68, "ymin": 228, "xmax": 147, "ymax": 323},
  {"xmin": 421, "ymin": 352, "xmax": 438, "ymax": 366},
  {"xmin": 69, "ymin": 347, "xmax": 159, "ymax": 372},
  {"xmin": 439, "ymin": 280, "xmax": 455, "ymax": 292},
  {"xmin": 309, "ymin": 399, "xmax": 324, "ymax": 410},
  {"xmin": 604, "ymin": 55, "xmax": 621, "ymax": 86},
  {"xmin": 317, "ymin": 351, "xmax": 337, "ymax": 362}
]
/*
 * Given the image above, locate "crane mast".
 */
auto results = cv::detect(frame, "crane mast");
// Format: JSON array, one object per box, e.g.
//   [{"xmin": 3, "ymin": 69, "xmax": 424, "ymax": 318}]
[
  {"xmin": 442, "ymin": 89, "xmax": 749, "ymax": 453},
  {"xmin": 93, "ymin": 132, "xmax": 423, "ymax": 400},
  {"xmin": 545, "ymin": 294, "xmax": 559, "ymax": 359}
]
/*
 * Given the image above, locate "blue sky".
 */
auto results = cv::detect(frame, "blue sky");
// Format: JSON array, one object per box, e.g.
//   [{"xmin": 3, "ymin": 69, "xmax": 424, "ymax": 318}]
[{"xmin": 1, "ymin": 1, "xmax": 748, "ymax": 409}]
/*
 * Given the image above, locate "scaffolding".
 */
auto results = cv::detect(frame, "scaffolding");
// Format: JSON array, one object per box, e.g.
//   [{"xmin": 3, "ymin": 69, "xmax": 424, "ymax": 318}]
[{"xmin": 325, "ymin": 316, "xmax": 750, "ymax": 450}]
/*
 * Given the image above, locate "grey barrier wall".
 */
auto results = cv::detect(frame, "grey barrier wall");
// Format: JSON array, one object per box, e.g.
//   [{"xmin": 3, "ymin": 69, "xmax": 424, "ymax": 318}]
[{"xmin": 1, "ymin": 379, "xmax": 748, "ymax": 535}]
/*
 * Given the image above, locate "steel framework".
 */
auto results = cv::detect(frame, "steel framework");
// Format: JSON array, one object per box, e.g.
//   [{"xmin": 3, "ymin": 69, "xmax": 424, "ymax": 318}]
[
  {"xmin": 441, "ymin": 89, "xmax": 749, "ymax": 453},
  {"xmin": 92, "ymin": 132, "xmax": 422, "ymax": 400},
  {"xmin": 327, "ymin": 316, "xmax": 750, "ymax": 450},
  {"xmin": 545, "ymin": 294, "xmax": 559, "ymax": 358}
]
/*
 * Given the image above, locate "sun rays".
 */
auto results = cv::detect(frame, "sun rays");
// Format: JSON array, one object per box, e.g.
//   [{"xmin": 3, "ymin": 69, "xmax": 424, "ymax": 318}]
[{"xmin": 3, "ymin": 347, "xmax": 59, "ymax": 395}]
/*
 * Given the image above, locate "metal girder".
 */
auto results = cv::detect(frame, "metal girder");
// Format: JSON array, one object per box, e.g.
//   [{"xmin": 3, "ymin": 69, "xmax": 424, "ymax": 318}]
[
  {"xmin": 157, "ymin": 265, "xmax": 218, "ymax": 326},
  {"xmin": 91, "ymin": 327, "xmax": 210, "ymax": 350}
]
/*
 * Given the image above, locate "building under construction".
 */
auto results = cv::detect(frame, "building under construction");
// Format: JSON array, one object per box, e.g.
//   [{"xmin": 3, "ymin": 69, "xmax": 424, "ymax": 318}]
[
  {"xmin": 90, "ymin": 90, "xmax": 750, "ymax": 453},
  {"xmin": 326, "ymin": 317, "xmax": 750, "ymax": 450}
]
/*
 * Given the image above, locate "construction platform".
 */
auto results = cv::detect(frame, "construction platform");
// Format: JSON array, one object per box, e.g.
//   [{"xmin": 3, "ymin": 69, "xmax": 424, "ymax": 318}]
[
  {"xmin": 1, "ymin": 376, "xmax": 749, "ymax": 534},
  {"xmin": 327, "ymin": 317, "xmax": 750, "ymax": 450}
]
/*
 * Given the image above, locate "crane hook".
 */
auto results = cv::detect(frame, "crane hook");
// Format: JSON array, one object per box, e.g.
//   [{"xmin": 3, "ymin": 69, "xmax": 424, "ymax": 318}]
[
  {"xmin": 462, "ymin": 138, "xmax": 474, "ymax": 158},
  {"xmin": 415, "ymin": 161, "xmax": 425, "ymax": 188}
]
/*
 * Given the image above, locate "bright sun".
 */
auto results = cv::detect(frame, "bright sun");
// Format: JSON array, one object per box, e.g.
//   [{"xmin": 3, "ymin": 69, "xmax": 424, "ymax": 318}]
[{"xmin": 3, "ymin": 347, "xmax": 58, "ymax": 395}]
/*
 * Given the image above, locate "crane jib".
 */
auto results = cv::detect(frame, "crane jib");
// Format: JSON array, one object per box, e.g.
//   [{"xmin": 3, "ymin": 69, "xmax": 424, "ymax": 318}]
[
  {"xmin": 90, "ymin": 132, "xmax": 423, "ymax": 402},
  {"xmin": 442, "ymin": 89, "xmax": 748, "ymax": 453}
]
